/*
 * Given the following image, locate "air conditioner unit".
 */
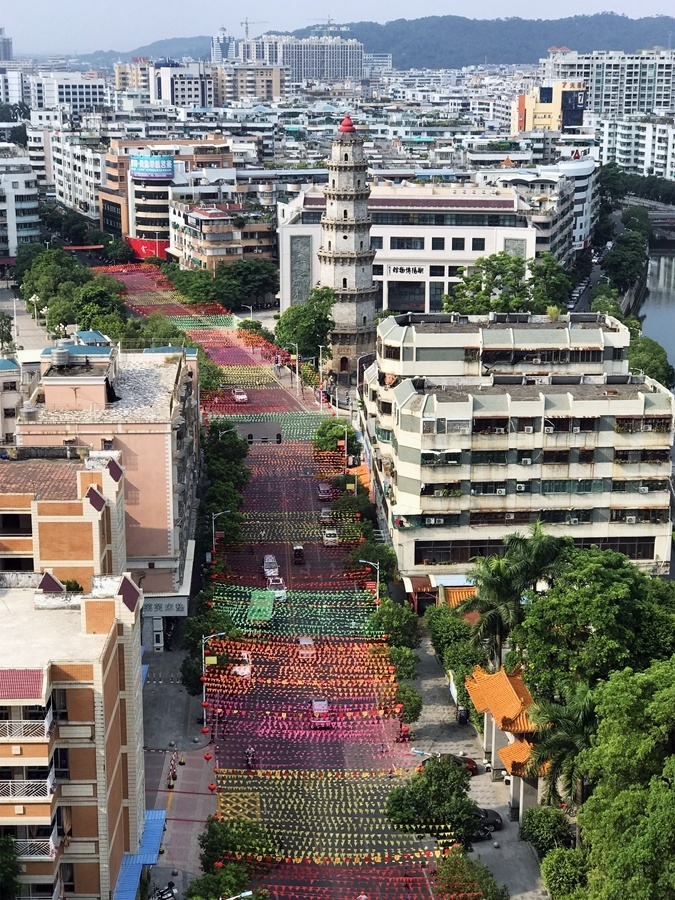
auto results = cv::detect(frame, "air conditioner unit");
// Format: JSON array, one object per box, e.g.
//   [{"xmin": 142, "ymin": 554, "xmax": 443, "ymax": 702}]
[
  {"xmin": 639, "ymin": 486, "xmax": 649, "ymax": 494},
  {"xmin": 425, "ymin": 517, "xmax": 435, "ymax": 525},
  {"xmin": 643, "ymin": 424, "xmax": 653, "ymax": 432},
  {"xmin": 521, "ymin": 458, "xmax": 532, "ymax": 466},
  {"xmin": 434, "ymin": 517, "xmax": 444, "ymax": 525},
  {"xmin": 433, "ymin": 490, "xmax": 444, "ymax": 497},
  {"xmin": 572, "ymin": 427, "xmax": 581, "ymax": 434},
  {"xmin": 494, "ymin": 427, "xmax": 506, "ymax": 435},
  {"xmin": 524, "ymin": 426, "xmax": 534, "ymax": 434},
  {"xmin": 626, "ymin": 515, "xmax": 637, "ymax": 524},
  {"xmin": 568, "ymin": 517, "xmax": 580, "ymax": 525},
  {"xmin": 532, "ymin": 357, "xmax": 542, "ymax": 365},
  {"xmin": 496, "ymin": 488, "xmax": 506, "ymax": 496},
  {"xmin": 505, "ymin": 512, "xmax": 515, "ymax": 520},
  {"xmin": 459, "ymin": 426, "xmax": 471, "ymax": 435},
  {"xmin": 544, "ymin": 426, "xmax": 554, "ymax": 434},
  {"xmin": 516, "ymin": 483, "xmax": 526, "ymax": 492}
]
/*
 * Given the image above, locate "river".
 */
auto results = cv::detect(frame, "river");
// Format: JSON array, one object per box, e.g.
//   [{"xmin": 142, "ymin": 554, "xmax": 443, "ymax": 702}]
[{"xmin": 639, "ymin": 252, "xmax": 675, "ymax": 363}]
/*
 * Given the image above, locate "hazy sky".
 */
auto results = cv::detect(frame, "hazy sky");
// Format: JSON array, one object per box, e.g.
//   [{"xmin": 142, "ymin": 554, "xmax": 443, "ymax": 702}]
[{"xmin": 6, "ymin": 0, "xmax": 675, "ymax": 55}]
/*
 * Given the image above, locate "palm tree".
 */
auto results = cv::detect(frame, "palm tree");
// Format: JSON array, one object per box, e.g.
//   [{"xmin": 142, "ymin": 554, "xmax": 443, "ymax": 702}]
[
  {"xmin": 526, "ymin": 680, "xmax": 597, "ymax": 809},
  {"xmin": 459, "ymin": 553, "xmax": 524, "ymax": 667},
  {"xmin": 502, "ymin": 521, "xmax": 568, "ymax": 593}
]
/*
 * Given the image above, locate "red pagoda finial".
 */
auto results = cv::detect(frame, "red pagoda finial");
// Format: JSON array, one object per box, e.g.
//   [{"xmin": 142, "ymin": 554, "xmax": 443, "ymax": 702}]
[{"xmin": 338, "ymin": 114, "xmax": 356, "ymax": 133}]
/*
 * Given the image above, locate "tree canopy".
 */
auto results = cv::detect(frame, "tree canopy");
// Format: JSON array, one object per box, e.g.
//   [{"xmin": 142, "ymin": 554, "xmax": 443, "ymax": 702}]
[{"xmin": 275, "ymin": 286, "xmax": 336, "ymax": 360}]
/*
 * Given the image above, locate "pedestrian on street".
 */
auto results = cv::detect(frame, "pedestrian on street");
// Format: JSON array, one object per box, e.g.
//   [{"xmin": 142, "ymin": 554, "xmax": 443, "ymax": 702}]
[{"xmin": 357, "ymin": 892, "xmax": 368, "ymax": 900}]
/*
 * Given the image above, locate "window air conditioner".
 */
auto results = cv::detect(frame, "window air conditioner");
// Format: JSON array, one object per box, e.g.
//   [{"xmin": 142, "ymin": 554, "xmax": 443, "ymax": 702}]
[
  {"xmin": 459, "ymin": 426, "xmax": 470, "ymax": 435},
  {"xmin": 532, "ymin": 357, "xmax": 542, "ymax": 365},
  {"xmin": 496, "ymin": 488, "xmax": 507, "ymax": 495},
  {"xmin": 516, "ymin": 483, "xmax": 526, "ymax": 492},
  {"xmin": 569, "ymin": 517, "xmax": 580, "ymax": 525},
  {"xmin": 434, "ymin": 517, "xmax": 444, "ymax": 525},
  {"xmin": 643, "ymin": 424, "xmax": 653, "ymax": 432},
  {"xmin": 505, "ymin": 513, "xmax": 515, "ymax": 520},
  {"xmin": 544, "ymin": 426, "xmax": 554, "ymax": 434},
  {"xmin": 639, "ymin": 486, "xmax": 649, "ymax": 494},
  {"xmin": 425, "ymin": 517, "xmax": 435, "ymax": 525},
  {"xmin": 494, "ymin": 427, "xmax": 506, "ymax": 435},
  {"xmin": 434, "ymin": 489, "xmax": 444, "ymax": 497},
  {"xmin": 524, "ymin": 426, "xmax": 534, "ymax": 434},
  {"xmin": 521, "ymin": 458, "xmax": 532, "ymax": 466},
  {"xmin": 572, "ymin": 427, "xmax": 581, "ymax": 434},
  {"xmin": 626, "ymin": 515, "xmax": 637, "ymax": 524}
]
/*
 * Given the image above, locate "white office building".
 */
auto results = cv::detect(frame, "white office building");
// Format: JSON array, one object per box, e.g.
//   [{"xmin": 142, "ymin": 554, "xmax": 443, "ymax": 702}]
[
  {"xmin": 28, "ymin": 72, "xmax": 107, "ymax": 111},
  {"xmin": 0, "ymin": 67, "xmax": 24, "ymax": 105},
  {"xmin": 0, "ymin": 143, "xmax": 40, "ymax": 262},
  {"xmin": 148, "ymin": 62, "xmax": 214, "ymax": 108},
  {"xmin": 361, "ymin": 311, "xmax": 674, "ymax": 578}
]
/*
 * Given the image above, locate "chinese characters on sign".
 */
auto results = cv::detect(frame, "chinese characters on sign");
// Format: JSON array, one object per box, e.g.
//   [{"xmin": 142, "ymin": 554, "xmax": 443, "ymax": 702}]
[
  {"xmin": 145, "ymin": 599, "xmax": 188, "ymax": 616},
  {"xmin": 129, "ymin": 154, "xmax": 175, "ymax": 180},
  {"xmin": 388, "ymin": 266, "xmax": 425, "ymax": 275}
]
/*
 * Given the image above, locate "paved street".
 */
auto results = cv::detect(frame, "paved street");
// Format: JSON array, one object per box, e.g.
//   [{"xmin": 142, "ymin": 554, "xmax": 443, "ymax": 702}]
[{"xmin": 0, "ymin": 284, "xmax": 51, "ymax": 350}]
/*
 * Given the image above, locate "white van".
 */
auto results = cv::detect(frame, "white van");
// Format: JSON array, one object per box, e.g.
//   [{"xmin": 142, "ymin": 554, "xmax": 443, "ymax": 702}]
[{"xmin": 262, "ymin": 554, "xmax": 279, "ymax": 577}]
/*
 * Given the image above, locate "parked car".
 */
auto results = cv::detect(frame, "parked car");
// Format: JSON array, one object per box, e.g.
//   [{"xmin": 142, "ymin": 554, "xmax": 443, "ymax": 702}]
[
  {"xmin": 472, "ymin": 807, "xmax": 503, "ymax": 840},
  {"xmin": 232, "ymin": 389, "xmax": 248, "ymax": 403},
  {"xmin": 417, "ymin": 752, "xmax": 479, "ymax": 776},
  {"xmin": 322, "ymin": 529, "xmax": 339, "ymax": 547},
  {"xmin": 317, "ymin": 483, "xmax": 332, "ymax": 501},
  {"xmin": 262, "ymin": 554, "xmax": 279, "ymax": 578},
  {"xmin": 267, "ymin": 576, "xmax": 286, "ymax": 590},
  {"xmin": 320, "ymin": 508, "xmax": 333, "ymax": 523}
]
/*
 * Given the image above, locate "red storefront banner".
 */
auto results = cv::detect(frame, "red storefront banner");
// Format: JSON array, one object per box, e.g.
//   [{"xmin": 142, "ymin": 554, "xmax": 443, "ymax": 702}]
[{"xmin": 125, "ymin": 237, "xmax": 170, "ymax": 260}]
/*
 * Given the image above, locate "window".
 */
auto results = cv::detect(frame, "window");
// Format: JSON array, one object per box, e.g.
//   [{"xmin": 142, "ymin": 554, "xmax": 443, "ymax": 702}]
[
  {"xmin": 371, "ymin": 236, "xmax": 383, "ymax": 249},
  {"xmin": 579, "ymin": 449, "xmax": 595, "ymax": 465},
  {"xmin": 431, "ymin": 237, "xmax": 445, "ymax": 250},
  {"xmin": 390, "ymin": 237, "xmax": 424, "ymax": 251},
  {"xmin": 2, "ymin": 382, "xmax": 16, "ymax": 392},
  {"xmin": 472, "ymin": 238, "xmax": 486, "ymax": 252},
  {"xmin": 373, "ymin": 264, "xmax": 383, "ymax": 276},
  {"xmin": 451, "ymin": 238, "xmax": 465, "ymax": 251},
  {"xmin": 429, "ymin": 265, "xmax": 445, "ymax": 277},
  {"xmin": 471, "ymin": 451, "xmax": 507, "ymax": 465},
  {"xmin": 542, "ymin": 450, "xmax": 570, "ymax": 465},
  {"xmin": 383, "ymin": 344, "xmax": 401, "ymax": 360},
  {"xmin": 3, "ymin": 408, "xmax": 15, "ymax": 418},
  {"xmin": 541, "ymin": 480, "xmax": 570, "ymax": 494}
]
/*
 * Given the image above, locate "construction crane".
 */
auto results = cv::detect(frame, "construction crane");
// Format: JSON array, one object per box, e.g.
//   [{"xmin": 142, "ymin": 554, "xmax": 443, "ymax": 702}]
[
  {"xmin": 307, "ymin": 17, "xmax": 350, "ymax": 36},
  {"xmin": 240, "ymin": 18, "xmax": 269, "ymax": 40}
]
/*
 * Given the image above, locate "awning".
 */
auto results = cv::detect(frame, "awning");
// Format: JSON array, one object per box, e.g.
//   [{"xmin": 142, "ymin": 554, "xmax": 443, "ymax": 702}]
[
  {"xmin": 113, "ymin": 809, "xmax": 166, "ymax": 900},
  {"xmin": 402, "ymin": 575, "xmax": 433, "ymax": 595},
  {"xmin": 428, "ymin": 574, "xmax": 473, "ymax": 588}
]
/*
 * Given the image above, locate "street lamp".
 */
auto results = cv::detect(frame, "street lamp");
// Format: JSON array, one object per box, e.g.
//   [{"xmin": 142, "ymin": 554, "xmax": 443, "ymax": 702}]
[
  {"xmin": 286, "ymin": 342, "xmax": 299, "ymax": 396},
  {"xmin": 318, "ymin": 345, "xmax": 324, "ymax": 409},
  {"xmin": 211, "ymin": 509, "xmax": 231, "ymax": 552},
  {"xmin": 243, "ymin": 305, "xmax": 253, "ymax": 319},
  {"xmin": 201, "ymin": 631, "xmax": 230, "ymax": 725},
  {"xmin": 359, "ymin": 558, "xmax": 381, "ymax": 604}
]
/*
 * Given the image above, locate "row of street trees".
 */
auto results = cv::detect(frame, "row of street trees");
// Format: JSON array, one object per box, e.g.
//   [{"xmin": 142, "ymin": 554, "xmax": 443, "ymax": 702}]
[{"xmin": 161, "ymin": 259, "xmax": 279, "ymax": 310}]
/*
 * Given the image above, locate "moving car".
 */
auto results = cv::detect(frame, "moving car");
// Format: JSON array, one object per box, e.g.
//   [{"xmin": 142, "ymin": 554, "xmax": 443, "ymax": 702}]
[
  {"xmin": 317, "ymin": 483, "xmax": 332, "ymax": 501},
  {"xmin": 262, "ymin": 554, "xmax": 279, "ymax": 578},
  {"xmin": 416, "ymin": 752, "xmax": 479, "ymax": 776},
  {"xmin": 322, "ymin": 529, "xmax": 339, "ymax": 547},
  {"xmin": 232, "ymin": 389, "xmax": 248, "ymax": 403},
  {"xmin": 320, "ymin": 508, "xmax": 333, "ymax": 523}
]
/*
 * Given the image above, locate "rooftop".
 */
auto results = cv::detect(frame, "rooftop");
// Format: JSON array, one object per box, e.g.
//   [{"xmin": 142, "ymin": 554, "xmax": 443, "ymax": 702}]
[
  {"xmin": 0, "ymin": 458, "xmax": 84, "ymax": 500},
  {"xmin": 465, "ymin": 665, "xmax": 535, "ymax": 734},
  {"xmin": 0, "ymin": 588, "xmax": 107, "ymax": 684},
  {"xmin": 381, "ymin": 312, "xmax": 624, "ymax": 336}
]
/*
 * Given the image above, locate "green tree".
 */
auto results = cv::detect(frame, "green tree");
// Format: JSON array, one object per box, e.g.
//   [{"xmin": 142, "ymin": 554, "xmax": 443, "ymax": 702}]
[
  {"xmin": 365, "ymin": 595, "xmax": 419, "ymax": 646},
  {"xmin": 388, "ymin": 645, "xmax": 419, "ymax": 680},
  {"xmin": 0, "ymin": 835, "xmax": 21, "ymax": 900},
  {"xmin": 198, "ymin": 816, "xmax": 277, "ymax": 874},
  {"xmin": 628, "ymin": 335, "xmax": 675, "ymax": 387},
  {"xmin": 621, "ymin": 204, "xmax": 653, "ymax": 238},
  {"xmin": 443, "ymin": 251, "xmax": 530, "ymax": 314},
  {"xmin": 540, "ymin": 848, "xmax": 588, "ymax": 900},
  {"xmin": 0, "ymin": 312, "xmax": 13, "ymax": 350},
  {"xmin": 394, "ymin": 682, "xmax": 423, "ymax": 724},
  {"xmin": 597, "ymin": 162, "xmax": 627, "ymax": 209},
  {"xmin": 601, "ymin": 230, "xmax": 647, "ymax": 292},
  {"xmin": 529, "ymin": 252, "xmax": 573, "ymax": 311},
  {"xmin": 238, "ymin": 318, "xmax": 275, "ymax": 344},
  {"xmin": 384, "ymin": 754, "xmax": 477, "ymax": 849},
  {"xmin": 459, "ymin": 554, "xmax": 524, "ymax": 666},
  {"xmin": 106, "ymin": 237, "xmax": 136, "ymax": 263},
  {"xmin": 226, "ymin": 258, "xmax": 279, "ymax": 303},
  {"xmin": 527, "ymin": 681, "xmax": 597, "ymax": 807},
  {"xmin": 14, "ymin": 244, "xmax": 46, "ymax": 281},
  {"xmin": 423, "ymin": 604, "xmax": 471, "ymax": 658},
  {"xmin": 275, "ymin": 286, "xmax": 336, "ymax": 360},
  {"xmin": 184, "ymin": 867, "xmax": 250, "ymax": 900},
  {"xmin": 436, "ymin": 849, "xmax": 509, "ymax": 900},
  {"xmin": 313, "ymin": 418, "xmax": 360, "ymax": 456},
  {"xmin": 521, "ymin": 806, "xmax": 571, "ymax": 858},
  {"xmin": 9, "ymin": 123, "xmax": 27, "ymax": 146}
]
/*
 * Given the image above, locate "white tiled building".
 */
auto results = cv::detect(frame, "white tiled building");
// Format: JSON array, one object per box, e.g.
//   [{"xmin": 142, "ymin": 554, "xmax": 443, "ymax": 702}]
[
  {"xmin": 361, "ymin": 312, "xmax": 674, "ymax": 577},
  {"xmin": 49, "ymin": 130, "xmax": 107, "ymax": 221},
  {"xmin": 0, "ymin": 143, "xmax": 40, "ymax": 263},
  {"xmin": 28, "ymin": 72, "xmax": 107, "ymax": 111}
]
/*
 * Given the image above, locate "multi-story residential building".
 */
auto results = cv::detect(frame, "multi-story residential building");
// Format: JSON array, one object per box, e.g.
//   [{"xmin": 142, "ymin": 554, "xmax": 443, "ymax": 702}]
[
  {"xmin": 25, "ymin": 110, "xmax": 63, "ymax": 188},
  {"xmin": 49, "ymin": 131, "xmax": 107, "ymax": 221},
  {"xmin": 0, "ymin": 28, "xmax": 12, "ymax": 61},
  {"xmin": 0, "ymin": 452, "xmax": 126, "ymax": 588},
  {"xmin": 148, "ymin": 62, "xmax": 214, "ymax": 108},
  {"xmin": 114, "ymin": 59, "xmax": 151, "ymax": 93},
  {"xmin": 0, "ymin": 143, "xmax": 40, "ymax": 264},
  {"xmin": 361, "ymin": 311, "xmax": 674, "ymax": 578},
  {"xmin": 278, "ymin": 181, "xmax": 540, "ymax": 322},
  {"xmin": 511, "ymin": 80, "xmax": 587, "ymax": 134},
  {"xmin": 0, "ymin": 571, "xmax": 160, "ymax": 900},
  {"xmin": 0, "ymin": 67, "xmax": 23, "ymax": 105},
  {"xmin": 238, "ymin": 35, "xmax": 364, "ymax": 83},
  {"xmin": 97, "ymin": 137, "xmax": 232, "ymax": 257},
  {"xmin": 211, "ymin": 28, "xmax": 237, "ymax": 64},
  {"xmin": 13, "ymin": 343, "xmax": 200, "ymax": 648},
  {"xmin": 28, "ymin": 73, "xmax": 107, "ymax": 112},
  {"xmin": 168, "ymin": 201, "xmax": 276, "ymax": 272},
  {"xmin": 540, "ymin": 48, "xmax": 675, "ymax": 117},
  {"xmin": 597, "ymin": 116, "xmax": 675, "ymax": 179},
  {"xmin": 214, "ymin": 64, "xmax": 289, "ymax": 104}
]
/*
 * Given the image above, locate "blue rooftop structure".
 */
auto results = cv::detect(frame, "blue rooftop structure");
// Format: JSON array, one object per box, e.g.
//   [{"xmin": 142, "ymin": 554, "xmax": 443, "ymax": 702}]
[
  {"xmin": 113, "ymin": 809, "xmax": 166, "ymax": 900},
  {"xmin": 143, "ymin": 346, "xmax": 198, "ymax": 357},
  {"xmin": 75, "ymin": 330, "xmax": 110, "ymax": 346},
  {"xmin": 0, "ymin": 358, "xmax": 19, "ymax": 370},
  {"xmin": 41, "ymin": 345, "xmax": 111, "ymax": 359}
]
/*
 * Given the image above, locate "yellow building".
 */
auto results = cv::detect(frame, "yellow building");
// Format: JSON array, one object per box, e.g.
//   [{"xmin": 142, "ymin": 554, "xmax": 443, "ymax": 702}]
[{"xmin": 512, "ymin": 81, "xmax": 586, "ymax": 134}]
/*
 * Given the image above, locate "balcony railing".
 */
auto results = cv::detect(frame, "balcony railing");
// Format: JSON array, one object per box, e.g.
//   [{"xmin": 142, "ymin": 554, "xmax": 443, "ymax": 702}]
[
  {"xmin": 0, "ymin": 767, "xmax": 56, "ymax": 799},
  {"xmin": 0, "ymin": 710, "xmax": 53, "ymax": 740},
  {"xmin": 15, "ymin": 826, "xmax": 60, "ymax": 859}
]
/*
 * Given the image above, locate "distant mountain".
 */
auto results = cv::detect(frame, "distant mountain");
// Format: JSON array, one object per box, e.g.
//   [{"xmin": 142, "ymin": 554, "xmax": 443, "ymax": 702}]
[{"xmin": 78, "ymin": 14, "xmax": 675, "ymax": 71}]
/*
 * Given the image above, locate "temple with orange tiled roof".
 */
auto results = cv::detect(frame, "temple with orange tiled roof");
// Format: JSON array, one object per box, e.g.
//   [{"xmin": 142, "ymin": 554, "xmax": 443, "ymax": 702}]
[{"xmin": 465, "ymin": 665, "xmax": 543, "ymax": 824}]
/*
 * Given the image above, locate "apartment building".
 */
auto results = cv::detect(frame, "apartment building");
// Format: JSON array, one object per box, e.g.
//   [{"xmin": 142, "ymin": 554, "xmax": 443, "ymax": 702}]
[
  {"xmin": 597, "ymin": 116, "xmax": 675, "ymax": 179},
  {"xmin": 148, "ymin": 62, "xmax": 214, "ymax": 108},
  {"xmin": 0, "ymin": 144, "xmax": 40, "ymax": 264},
  {"xmin": 0, "ymin": 28, "xmax": 12, "ymax": 61},
  {"xmin": 278, "ymin": 182, "xmax": 540, "ymax": 317},
  {"xmin": 98, "ymin": 137, "xmax": 233, "ymax": 257},
  {"xmin": 49, "ymin": 131, "xmax": 107, "ymax": 221},
  {"xmin": 113, "ymin": 60, "xmax": 151, "ymax": 93},
  {"xmin": 361, "ymin": 312, "xmax": 674, "ymax": 578},
  {"xmin": 211, "ymin": 28, "xmax": 237, "ymax": 65},
  {"xmin": 511, "ymin": 80, "xmax": 587, "ymax": 134},
  {"xmin": 0, "ymin": 571, "xmax": 158, "ymax": 900},
  {"xmin": 238, "ymin": 35, "xmax": 364, "ymax": 82},
  {"xmin": 540, "ymin": 48, "xmax": 675, "ymax": 117},
  {"xmin": 214, "ymin": 64, "xmax": 289, "ymax": 104},
  {"xmin": 0, "ymin": 67, "xmax": 23, "ymax": 105},
  {"xmin": 168, "ymin": 201, "xmax": 275, "ymax": 272},
  {"xmin": 12, "ymin": 344, "xmax": 199, "ymax": 648},
  {"xmin": 28, "ymin": 73, "xmax": 107, "ymax": 112}
]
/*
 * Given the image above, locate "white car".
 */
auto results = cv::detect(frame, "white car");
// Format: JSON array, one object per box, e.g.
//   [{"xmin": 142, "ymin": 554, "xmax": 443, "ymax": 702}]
[
  {"xmin": 232, "ymin": 389, "xmax": 248, "ymax": 403},
  {"xmin": 322, "ymin": 529, "xmax": 339, "ymax": 547}
]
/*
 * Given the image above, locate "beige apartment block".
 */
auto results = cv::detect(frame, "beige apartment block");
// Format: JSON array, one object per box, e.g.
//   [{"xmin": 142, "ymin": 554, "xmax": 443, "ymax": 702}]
[{"xmin": 0, "ymin": 572, "xmax": 157, "ymax": 900}]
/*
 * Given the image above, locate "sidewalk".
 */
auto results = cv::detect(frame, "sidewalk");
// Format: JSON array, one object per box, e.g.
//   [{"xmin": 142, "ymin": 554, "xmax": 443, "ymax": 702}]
[
  {"xmin": 0, "ymin": 286, "xmax": 51, "ymax": 351},
  {"xmin": 411, "ymin": 636, "xmax": 546, "ymax": 900}
]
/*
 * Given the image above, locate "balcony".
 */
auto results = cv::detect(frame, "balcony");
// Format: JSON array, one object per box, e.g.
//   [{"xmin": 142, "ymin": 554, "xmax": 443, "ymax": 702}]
[
  {"xmin": 0, "ymin": 710, "xmax": 53, "ymax": 740},
  {"xmin": 0, "ymin": 767, "xmax": 56, "ymax": 800},
  {"xmin": 15, "ymin": 827, "xmax": 60, "ymax": 860}
]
